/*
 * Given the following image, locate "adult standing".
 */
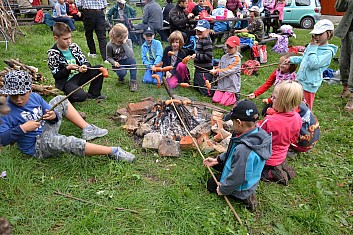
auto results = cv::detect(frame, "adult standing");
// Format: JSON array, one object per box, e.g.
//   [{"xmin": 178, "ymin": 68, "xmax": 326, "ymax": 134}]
[
  {"xmin": 335, "ymin": 0, "xmax": 353, "ymax": 111},
  {"xmin": 76, "ymin": 0, "xmax": 108, "ymax": 61},
  {"xmin": 134, "ymin": 0, "xmax": 163, "ymax": 36}
]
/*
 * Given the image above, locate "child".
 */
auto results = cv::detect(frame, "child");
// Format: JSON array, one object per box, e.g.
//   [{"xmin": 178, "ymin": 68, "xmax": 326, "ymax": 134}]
[
  {"xmin": 247, "ymin": 52, "xmax": 297, "ymax": 113},
  {"xmin": 203, "ymin": 100, "xmax": 272, "ymax": 212},
  {"xmin": 192, "ymin": 0, "xmax": 212, "ymax": 19},
  {"xmin": 47, "ymin": 22, "xmax": 106, "ymax": 103},
  {"xmin": 0, "ymin": 70, "xmax": 135, "ymax": 163},
  {"xmin": 162, "ymin": 30, "xmax": 190, "ymax": 89},
  {"xmin": 65, "ymin": 0, "xmax": 82, "ymax": 21},
  {"xmin": 107, "ymin": 23, "xmax": 138, "ymax": 92},
  {"xmin": 285, "ymin": 19, "xmax": 338, "ymax": 110},
  {"xmin": 259, "ymin": 80, "xmax": 303, "ymax": 185},
  {"xmin": 209, "ymin": 36, "xmax": 241, "ymax": 106},
  {"xmin": 53, "ymin": 0, "xmax": 76, "ymax": 31},
  {"xmin": 192, "ymin": 19, "xmax": 213, "ymax": 96},
  {"xmin": 141, "ymin": 27, "xmax": 163, "ymax": 85}
]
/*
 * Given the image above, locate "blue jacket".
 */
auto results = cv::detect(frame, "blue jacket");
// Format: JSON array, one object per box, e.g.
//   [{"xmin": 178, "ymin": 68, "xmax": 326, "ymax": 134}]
[
  {"xmin": 141, "ymin": 39, "xmax": 163, "ymax": 68},
  {"xmin": 219, "ymin": 127, "xmax": 272, "ymax": 200},
  {"xmin": 212, "ymin": 6, "xmax": 229, "ymax": 33},
  {"xmin": 0, "ymin": 93, "xmax": 59, "ymax": 156},
  {"xmin": 290, "ymin": 44, "xmax": 338, "ymax": 93}
]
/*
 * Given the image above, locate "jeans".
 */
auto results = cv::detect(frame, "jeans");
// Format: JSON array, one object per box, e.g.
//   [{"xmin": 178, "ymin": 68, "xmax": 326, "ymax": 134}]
[
  {"xmin": 114, "ymin": 57, "xmax": 137, "ymax": 81},
  {"xmin": 53, "ymin": 17, "xmax": 76, "ymax": 31}
]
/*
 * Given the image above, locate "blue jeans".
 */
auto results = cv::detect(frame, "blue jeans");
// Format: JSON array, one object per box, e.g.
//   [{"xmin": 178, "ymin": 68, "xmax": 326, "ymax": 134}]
[
  {"xmin": 114, "ymin": 57, "xmax": 137, "ymax": 81},
  {"xmin": 53, "ymin": 17, "xmax": 76, "ymax": 31}
]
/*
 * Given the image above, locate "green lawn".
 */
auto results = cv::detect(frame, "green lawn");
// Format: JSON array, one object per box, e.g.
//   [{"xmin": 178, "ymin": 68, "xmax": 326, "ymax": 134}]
[{"xmin": 0, "ymin": 21, "xmax": 352, "ymax": 234}]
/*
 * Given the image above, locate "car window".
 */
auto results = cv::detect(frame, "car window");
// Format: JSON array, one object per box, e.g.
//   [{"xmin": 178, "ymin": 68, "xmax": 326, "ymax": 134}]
[
  {"xmin": 295, "ymin": 0, "xmax": 310, "ymax": 6},
  {"xmin": 286, "ymin": 0, "xmax": 292, "ymax": 7},
  {"xmin": 315, "ymin": 0, "xmax": 321, "ymax": 7}
]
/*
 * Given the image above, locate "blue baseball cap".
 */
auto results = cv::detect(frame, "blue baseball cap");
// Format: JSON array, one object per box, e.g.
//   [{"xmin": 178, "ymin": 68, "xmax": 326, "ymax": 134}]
[{"xmin": 195, "ymin": 20, "xmax": 210, "ymax": 32}]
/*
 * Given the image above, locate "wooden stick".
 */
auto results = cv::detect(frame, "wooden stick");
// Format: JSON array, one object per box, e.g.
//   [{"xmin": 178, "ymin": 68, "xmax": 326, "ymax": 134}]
[
  {"xmin": 169, "ymin": 100, "xmax": 242, "ymax": 224},
  {"xmin": 54, "ymin": 191, "xmax": 138, "ymax": 214},
  {"xmin": 36, "ymin": 72, "xmax": 104, "ymax": 122}
]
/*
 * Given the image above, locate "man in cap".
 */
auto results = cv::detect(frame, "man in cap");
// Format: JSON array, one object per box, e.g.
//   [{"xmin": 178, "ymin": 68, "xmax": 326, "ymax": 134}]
[
  {"xmin": 203, "ymin": 100, "xmax": 272, "ymax": 212},
  {"xmin": 233, "ymin": 5, "xmax": 264, "ymax": 42},
  {"xmin": 106, "ymin": 0, "xmax": 136, "ymax": 27}
]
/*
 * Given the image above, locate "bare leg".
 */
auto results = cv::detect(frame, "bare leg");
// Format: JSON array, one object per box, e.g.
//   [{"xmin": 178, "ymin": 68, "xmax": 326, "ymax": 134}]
[
  {"xmin": 64, "ymin": 101, "xmax": 89, "ymax": 129},
  {"xmin": 85, "ymin": 143, "xmax": 112, "ymax": 156}
]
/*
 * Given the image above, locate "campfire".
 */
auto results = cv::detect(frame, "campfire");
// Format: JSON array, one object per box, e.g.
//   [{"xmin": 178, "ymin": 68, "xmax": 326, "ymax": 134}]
[{"xmin": 113, "ymin": 96, "xmax": 234, "ymax": 157}]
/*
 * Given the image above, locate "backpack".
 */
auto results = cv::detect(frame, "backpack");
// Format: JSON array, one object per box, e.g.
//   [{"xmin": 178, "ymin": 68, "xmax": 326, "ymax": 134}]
[
  {"xmin": 34, "ymin": 9, "xmax": 44, "ymax": 23},
  {"xmin": 251, "ymin": 44, "xmax": 267, "ymax": 64},
  {"xmin": 241, "ymin": 60, "xmax": 260, "ymax": 76}
]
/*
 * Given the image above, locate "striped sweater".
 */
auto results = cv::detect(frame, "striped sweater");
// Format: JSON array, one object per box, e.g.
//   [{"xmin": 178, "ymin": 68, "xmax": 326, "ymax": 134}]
[{"xmin": 194, "ymin": 36, "xmax": 213, "ymax": 70}]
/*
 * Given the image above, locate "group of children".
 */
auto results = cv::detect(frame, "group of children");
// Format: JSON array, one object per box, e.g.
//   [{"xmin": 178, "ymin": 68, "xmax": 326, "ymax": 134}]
[{"xmin": 0, "ymin": 18, "xmax": 338, "ymax": 212}]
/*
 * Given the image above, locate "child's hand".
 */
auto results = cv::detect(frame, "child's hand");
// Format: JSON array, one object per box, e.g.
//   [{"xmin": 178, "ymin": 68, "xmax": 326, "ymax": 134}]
[
  {"xmin": 114, "ymin": 62, "xmax": 120, "ymax": 67},
  {"xmin": 67, "ymin": 64, "xmax": 79, "ymax": 71},
  {"xmin": 190, "ymin": 54, "xmax": 196, "ymax": 59},
  {"xmin": 79, "ymin": 65, "xmax": 87, "ymax": 73},
  {"xmin": 187, "ymin": 13, "xmax": 194, "ymax": 19},
  {"xmin": 216, "ymin": 186, "xmax": 223, "ymax": 196},
  {"xmin": 166, "ymin": 71, "xmax": 172, "ymax": 78},
  {"xmin": 283, "ymin": 58, "xmax": 291, "ymax": 65},
  {"xmin": 247, "ymin": 93, "xmax": 256, "ymax": 99},
  {"xmin": 43, "ymin": 109, "xmax": 56, "ymax": 121},
  {"xmin": 262, "ymin": 98, "xmax": 269, "ymax": 104},
  {"xmin": 203, "ymin": 157, "xmax": 218, "ymax": 167},
  {"xmin": 20, "ymin": 120, "xmax": 41, "ymax": 132},
  {"xmin": 209, "ymin": 69, "xmax": 218, "ymax": 76}
]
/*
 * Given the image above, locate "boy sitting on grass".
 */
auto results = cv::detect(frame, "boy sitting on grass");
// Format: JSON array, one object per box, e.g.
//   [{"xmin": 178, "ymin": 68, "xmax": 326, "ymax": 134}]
[
  {"xmin": 203, "ymin": 100, "xmax": 272, "ymax": 211},
  {"xmin": 47, "ymin": 22, "xmax": 106, "ymax": 103},
  {"xmin": 0, "ymin": 70, "xmax": 135, "ymax": 163}
]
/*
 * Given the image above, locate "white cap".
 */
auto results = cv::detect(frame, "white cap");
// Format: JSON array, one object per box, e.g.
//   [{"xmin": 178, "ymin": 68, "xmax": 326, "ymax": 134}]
[
  {"xmin": 309, "ymin": 19, "xmax": 334, "ymax": 34},
  {"xmin": 249, "ymin": 6, "xmax": 260, "ymax": 13},
  {"xmin": 117, "ymin": 0, "xmax": 126, "ymax": 4}
]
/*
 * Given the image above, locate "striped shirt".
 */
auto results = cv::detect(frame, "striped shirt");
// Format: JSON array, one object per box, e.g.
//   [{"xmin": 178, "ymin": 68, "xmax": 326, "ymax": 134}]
[
  {"xmin": 76, "ymin": 0, "xmax": 107, "ymax": 10},
  {"xmin": 194, "ymin": 36, "xmax": 213, "ymax": 70}
]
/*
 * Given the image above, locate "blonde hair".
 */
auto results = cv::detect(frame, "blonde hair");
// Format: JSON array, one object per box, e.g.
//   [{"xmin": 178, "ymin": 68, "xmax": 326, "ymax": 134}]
[
  {"xmin": 109, "ymin": 23, "xmax": 128, "ymax": 45},
  {"xmin": 273, "ymin": 80, "xmax": 303, "ymax": 113},
  {"xmin": 168, "ymin": 31, "xmax": 184, "ymax": 49}
]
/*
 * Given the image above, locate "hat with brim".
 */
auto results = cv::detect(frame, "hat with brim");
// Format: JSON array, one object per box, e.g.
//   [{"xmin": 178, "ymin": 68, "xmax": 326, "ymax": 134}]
[
  {"xmin": 117, "ymin": 0, "xmax": 126, "ymax": 4},
  {"xmin": 195, "ymin": 19, "xmax": 210, "ymax": 32},
  {"xmin": 309, "ymin": 19, "xmax": 334, "ymax": 34},
  {"xmin": 143, "ymin": 26, "xmax": 155, "ymax": 35},
  {"xmin": 0, "ymin": 70, "xmax": 32, "ymax": 95},
  {"xmin": 249, "ymin": 6, "xmax": 260, "ymax": 13},
  {"xmin": 224, "ymin": 100, "xmax": 259, "ymax": 122},
  {"xmin": 226, "ymin": 36, "xmax": 240, "ymax": 47}
]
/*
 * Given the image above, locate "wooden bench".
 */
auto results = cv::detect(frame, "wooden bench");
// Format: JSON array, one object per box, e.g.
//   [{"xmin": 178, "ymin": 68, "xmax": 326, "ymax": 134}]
[{"xmin": 7, "ymin": 1, "xmax": 52, "ymax": 25}]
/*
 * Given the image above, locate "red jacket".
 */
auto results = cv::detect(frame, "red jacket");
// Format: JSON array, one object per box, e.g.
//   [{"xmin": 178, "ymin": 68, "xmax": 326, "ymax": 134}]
[{"xmin": 259, "ymin": 111, "xmax": 302, "ymax": 166}]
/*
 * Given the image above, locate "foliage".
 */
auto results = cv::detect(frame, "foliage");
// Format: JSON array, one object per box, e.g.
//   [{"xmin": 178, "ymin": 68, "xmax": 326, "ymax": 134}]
[{"xmin": 0, "ymin": 22, "xmax": 352, "ymax": 234}]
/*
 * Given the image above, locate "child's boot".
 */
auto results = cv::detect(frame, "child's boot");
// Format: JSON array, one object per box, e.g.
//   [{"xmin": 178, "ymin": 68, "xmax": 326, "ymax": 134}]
[
  {"xmin": 340, "ymin": 85, "xmax": 350, "ymax": 98},
  {"xmin": 344, "ymin": 93, "xmax": 353, "ymax": 111},
  {"xmin": 244, "ymin": 193, "xmax": 258, "ymax": 212},
  {"xmin": 130, "ymin": 80, "xmax": 138, "ymax": 92}
]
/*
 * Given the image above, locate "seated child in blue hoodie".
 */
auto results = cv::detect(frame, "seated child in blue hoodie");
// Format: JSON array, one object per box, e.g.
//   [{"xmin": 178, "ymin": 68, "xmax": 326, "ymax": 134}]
[
  {"xmin": 141, "ymin": 27, "xmax": 163, "ymax": 85},
  {"xmin": 203, "ymin": 100, "xmax": 272, "ymax": 212}
]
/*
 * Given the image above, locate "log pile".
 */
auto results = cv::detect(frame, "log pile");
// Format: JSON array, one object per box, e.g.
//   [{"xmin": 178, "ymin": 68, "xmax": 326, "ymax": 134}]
[
  {"xmin": 0, "ymin": 0, "xmax": 19, "ymax": 44},
  {"xmin": 1, "ymin": 59, "xmax": 61, "ymax": 96}
]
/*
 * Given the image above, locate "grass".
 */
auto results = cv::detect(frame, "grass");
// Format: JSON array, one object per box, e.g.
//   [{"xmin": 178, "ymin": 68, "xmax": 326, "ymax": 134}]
[{"xmin": 0, "ymin": 20, "xmax": 352, "ymax": 234}]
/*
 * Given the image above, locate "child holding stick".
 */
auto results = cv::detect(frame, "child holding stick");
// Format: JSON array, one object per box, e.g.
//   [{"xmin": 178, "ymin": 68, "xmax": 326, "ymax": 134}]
[
  {"xmin": 107, "ymin": 23, "xmax": 138, "ymax": 92},
  {"xmin": 0, "ymin": 70, "xmax": 135, "ymax": 163},
  {"xmin": 203, "ymin": 100, "xmax": 272, "ymax": 212},
  {"xmin": 209, "ymin": 36, "xmax": 241, "ymax": 106}
]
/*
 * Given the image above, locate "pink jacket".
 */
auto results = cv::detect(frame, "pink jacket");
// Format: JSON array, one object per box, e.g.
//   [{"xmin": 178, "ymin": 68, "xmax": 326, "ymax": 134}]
[
  {"xmin": 275, "ymin": 2, "xmax": 286, "ymax": 20},
  {"xmin": 260, "ymin": 111, "xmax": 302, "ymax": 166}
]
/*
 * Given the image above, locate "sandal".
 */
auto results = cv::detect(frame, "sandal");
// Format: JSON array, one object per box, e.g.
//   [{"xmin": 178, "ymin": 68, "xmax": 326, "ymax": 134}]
[
  {"xmin": 344, "ymin": 97, "xmax": 353, "ymax": 111},
  {"xmin": 340, "ymin": 86, "xmax": 350, "ymax": 99}
]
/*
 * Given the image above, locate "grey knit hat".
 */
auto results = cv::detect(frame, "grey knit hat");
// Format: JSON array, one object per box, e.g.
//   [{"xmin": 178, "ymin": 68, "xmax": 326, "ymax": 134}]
[{"xmin": 0, "ymin": 70, "xmax": 32, "ymax": 95}]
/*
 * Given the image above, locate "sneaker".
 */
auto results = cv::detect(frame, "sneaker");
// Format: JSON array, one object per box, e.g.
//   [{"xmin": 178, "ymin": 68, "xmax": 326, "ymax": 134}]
[
  {"xmin": 244, "ymin": 193, "xmax": 258, "ymax": 212},
  {"xmin": 82, "ymin": 124, "xmax": 108, "ymax": 140},
  {"xmin": 110, "ymin": 147, "xmax": 135, "ymax": 163},
  {"xmin": 130, "ymin": 81, "xmax": 138, "ymax": 92},
  {"xmin": 87, "ymin": 53, "xmax": 97, "ymax": 58},
  {"xmin": 118, "ymin": 78, "xmax": 125, "ymax": 84},
  {"xmin": 87, "ymin": 93, "xmax": 107, "ymax": 100}
]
